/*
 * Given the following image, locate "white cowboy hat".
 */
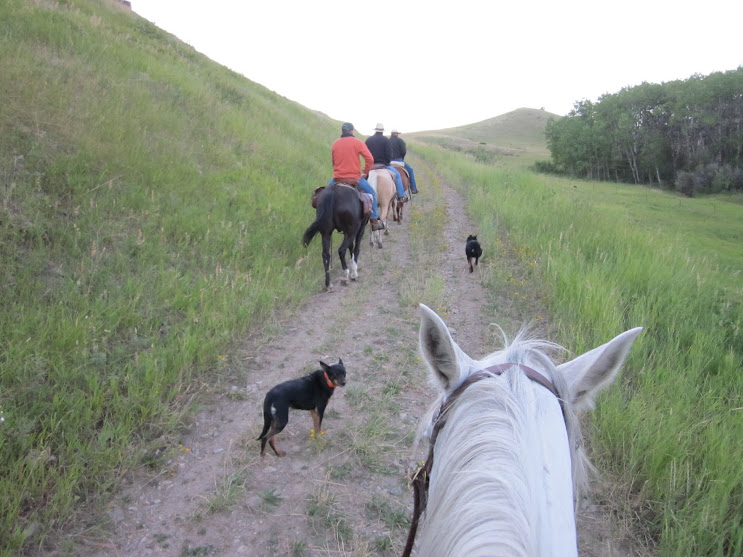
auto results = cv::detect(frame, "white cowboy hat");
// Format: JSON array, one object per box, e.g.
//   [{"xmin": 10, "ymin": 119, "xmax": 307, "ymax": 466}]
[
  {"xmin": 391, "ymin": 129, "xmax": 401, "ymax": 134},
  {"xmin": 374, "ymin": 123, "xmax": 384, "ymax": 132}
]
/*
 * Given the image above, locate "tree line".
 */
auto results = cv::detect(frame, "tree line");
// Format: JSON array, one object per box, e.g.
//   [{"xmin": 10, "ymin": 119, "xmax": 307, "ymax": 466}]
[{"xmin": 539, "ymin": 67, "xmax": 743, "ymax": 196}]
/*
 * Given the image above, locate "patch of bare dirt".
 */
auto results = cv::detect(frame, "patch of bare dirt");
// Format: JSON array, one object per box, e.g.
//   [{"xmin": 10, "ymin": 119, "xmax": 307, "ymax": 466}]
[{"xmin": 68, "ymin": 163, "xmax": 637, "ymax": 557}]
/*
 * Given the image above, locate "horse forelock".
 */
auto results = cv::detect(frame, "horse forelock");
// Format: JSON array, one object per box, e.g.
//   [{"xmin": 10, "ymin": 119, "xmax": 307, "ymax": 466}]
[
  {"xmin": 473, "ymin": 334, "xmax": 589, "ymax": 504},
  {"xmin": 416, "ymin": 333, "xmax": 586, "ymax": 556}
]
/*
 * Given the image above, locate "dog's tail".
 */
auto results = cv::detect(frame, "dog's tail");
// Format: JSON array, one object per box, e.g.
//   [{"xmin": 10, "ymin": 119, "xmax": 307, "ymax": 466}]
[
  {"xmin": 302, "ymin": 187, "xmax": 334, "ymax": 247},
  {"xmin": 257, "ymin": 397, "xmax": 273, "ymax": 440}
]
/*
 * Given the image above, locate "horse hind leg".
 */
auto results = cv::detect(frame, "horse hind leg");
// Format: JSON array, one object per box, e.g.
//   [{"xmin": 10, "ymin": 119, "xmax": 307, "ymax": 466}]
[
  {"xmin": 351, "ymin": 228, "xmax": 364, "ymax": 279},
  {"xmin": 346, "ymin": 238, "xmax": 359, "ymax": 281},
  {"xmin": 337, "ymin": 234, "xmax": 351, "ymax": 285},
  {"xmin": 322, "ymin": 234, "xmax": 333, "ymax": 291},
  {"xmin": 370, "ymin": 229, "xmax": 381, "ymax": 248},
  {"xmin": 349, "ymin": 249, "xmax": 359, "ymax": 280}
]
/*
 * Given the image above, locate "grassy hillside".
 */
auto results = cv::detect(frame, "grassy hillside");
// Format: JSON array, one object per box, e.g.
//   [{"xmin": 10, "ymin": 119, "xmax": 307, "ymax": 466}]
[
  {"xmin": 408, "ymin": 107, "xmax": 559, "ymax": 167},
  {"xmin": 0, "ymin": 1, "xmax": 342, "ymax": 553}
]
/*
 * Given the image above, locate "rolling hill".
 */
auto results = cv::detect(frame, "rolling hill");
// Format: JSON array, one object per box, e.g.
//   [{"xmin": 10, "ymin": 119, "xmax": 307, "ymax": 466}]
[{"xmin": 407, "ymin": 107, "xmax": 560, "ymax": 166}]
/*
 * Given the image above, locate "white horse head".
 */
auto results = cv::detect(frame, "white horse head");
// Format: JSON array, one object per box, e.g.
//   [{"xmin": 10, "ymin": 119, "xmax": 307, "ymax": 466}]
[{"xmin": 413, "ymin": 304, "xmax": 642, "ymax": 557}]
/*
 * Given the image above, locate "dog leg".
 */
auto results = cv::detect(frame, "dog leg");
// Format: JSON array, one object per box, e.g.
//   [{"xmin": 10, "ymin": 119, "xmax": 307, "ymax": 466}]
[
  {"xmin": 267, "ymin": 434, "xmax": 286, "ymax": 457},
  {"xmin": 260, "ymin": 420, "xmax": 288, "ymax": 457},
  {"xmin": 309, "ymin": 408, "xmax": 323, "ymax": 436},
  {"xmin": 260, "ymin": 405, "xmax": 289, "ymax": 457}
]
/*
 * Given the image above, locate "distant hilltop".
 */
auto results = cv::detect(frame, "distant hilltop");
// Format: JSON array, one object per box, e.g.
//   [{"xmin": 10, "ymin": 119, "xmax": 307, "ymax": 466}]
[
  {"xmin": 409, "ymin": 108, "xmax": 560, "ymax": 147},
  {"xmin": 407, "ymin": 108, "xmax": 559, "ymax": 165}
]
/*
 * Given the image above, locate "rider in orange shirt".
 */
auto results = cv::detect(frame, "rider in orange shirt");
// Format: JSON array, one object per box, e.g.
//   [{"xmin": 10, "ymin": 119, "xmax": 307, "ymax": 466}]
[{"xmin": 329, "ymin": 122, "xmax": 384, "ymax": 231}]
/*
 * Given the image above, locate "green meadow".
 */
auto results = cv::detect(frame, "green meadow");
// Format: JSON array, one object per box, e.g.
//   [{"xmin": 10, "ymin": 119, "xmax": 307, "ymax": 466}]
[
  {"xmin": 1, "ymin": 1, "xmax": 742, "ymax": 555},
  {"xmin": 416, "ymin": 144, "xmax": 743, "ymax": 555}
]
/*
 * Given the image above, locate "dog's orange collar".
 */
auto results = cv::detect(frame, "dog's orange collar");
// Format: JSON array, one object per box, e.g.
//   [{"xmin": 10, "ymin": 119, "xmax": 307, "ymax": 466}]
[{"xmin": 323, "ymin": 371, "xmax": 337, "ymax": 388}]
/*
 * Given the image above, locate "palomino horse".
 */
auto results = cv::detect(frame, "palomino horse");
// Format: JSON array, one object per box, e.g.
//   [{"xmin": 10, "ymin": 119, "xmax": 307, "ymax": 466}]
[
  {"xmin": 367, "ymin": 168, "xmax": 396, "ymax": 248},
  {"xmin": 391, "ymin": 160, "xmax": 412, "ymax": 224},
  {"xmin": 302, "ymin": 183, "xmax": 369, "ymax": 291},
  {"xmin": 403, "ymin": 304, "xmax": 643, "ymax": 557}
]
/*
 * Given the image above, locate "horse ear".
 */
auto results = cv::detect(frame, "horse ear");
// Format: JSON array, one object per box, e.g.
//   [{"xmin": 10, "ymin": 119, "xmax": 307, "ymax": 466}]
[
  {"xmin": 419, "ymin": 304, "xmax": 468, "ymax": 392},
  {"xmin": 557, "ymin": 327, "xmax": 643, "ymax": 411}
]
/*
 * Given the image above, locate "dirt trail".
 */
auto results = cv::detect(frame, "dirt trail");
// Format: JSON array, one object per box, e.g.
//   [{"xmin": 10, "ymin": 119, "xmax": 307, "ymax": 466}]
[{"xmin": 76, "ymin": 164, "xmax": 634, "ymax": 557}]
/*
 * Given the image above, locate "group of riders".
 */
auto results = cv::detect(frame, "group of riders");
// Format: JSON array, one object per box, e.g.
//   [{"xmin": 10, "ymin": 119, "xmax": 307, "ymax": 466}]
[{"xmin": 328, "ymin": 122, "xmax": 419, "ymax": 231}]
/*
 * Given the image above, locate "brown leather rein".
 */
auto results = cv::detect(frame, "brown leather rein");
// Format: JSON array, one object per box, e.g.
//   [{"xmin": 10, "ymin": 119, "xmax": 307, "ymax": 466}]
[{"xmin": 401, "ymin": 363, "xmax": 563, "ymax": 557}]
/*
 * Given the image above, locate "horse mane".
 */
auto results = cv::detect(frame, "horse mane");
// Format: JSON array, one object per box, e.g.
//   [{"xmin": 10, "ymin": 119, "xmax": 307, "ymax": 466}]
[{"xmin": 415, "ymin": 328, "xmax": 590, "ymax": 556}]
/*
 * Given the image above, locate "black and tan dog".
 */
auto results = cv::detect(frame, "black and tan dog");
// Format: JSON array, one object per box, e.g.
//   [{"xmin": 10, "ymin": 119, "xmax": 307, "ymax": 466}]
[
  {"xmin": 466, "ymin": 235, "xmax": 483, "ymax": 273},
  {"xmin": 257, "ymin": 359, "xmax": 347, "ymax": 457}
]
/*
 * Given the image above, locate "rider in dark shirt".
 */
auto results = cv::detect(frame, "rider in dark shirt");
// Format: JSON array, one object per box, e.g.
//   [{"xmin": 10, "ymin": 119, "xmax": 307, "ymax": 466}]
[
  {"xmin": 365, "ymin": 124, "xmax": 407, "ymax": 201},
  {"xmin": 390, "ymin": 129, "xmax": 418, "ymax": 194}
]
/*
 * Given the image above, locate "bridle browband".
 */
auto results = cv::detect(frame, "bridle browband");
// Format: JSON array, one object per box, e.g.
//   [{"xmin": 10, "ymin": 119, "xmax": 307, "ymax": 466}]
[{"xmin": 401, "ymin": 363, "xmax": 563, "ymax": 557}]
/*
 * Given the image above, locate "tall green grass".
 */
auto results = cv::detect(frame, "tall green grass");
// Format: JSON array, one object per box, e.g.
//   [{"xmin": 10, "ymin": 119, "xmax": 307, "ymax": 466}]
[
  {"xmin": 0, "ymin": 2, "xmax": 338, "ymax": 553},
  {"xmin": 417, "ymin": 144, "xmax": 743, "ymax": 555}
]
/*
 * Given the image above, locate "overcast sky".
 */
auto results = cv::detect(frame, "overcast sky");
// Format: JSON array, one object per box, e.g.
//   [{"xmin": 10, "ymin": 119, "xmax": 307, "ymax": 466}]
[{"xmin": 133, "ymin": 0, "xmax": 742, "ymax": 136}]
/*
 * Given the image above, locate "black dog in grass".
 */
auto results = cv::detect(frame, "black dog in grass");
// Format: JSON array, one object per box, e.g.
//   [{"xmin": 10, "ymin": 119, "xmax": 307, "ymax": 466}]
[
  {"xmin": 466, "ymin": 235, "xmax": 483, "ymax": 273},
  {"xmin": 258, "ymin": 359, "xmax": 347, "ymax": 457}
]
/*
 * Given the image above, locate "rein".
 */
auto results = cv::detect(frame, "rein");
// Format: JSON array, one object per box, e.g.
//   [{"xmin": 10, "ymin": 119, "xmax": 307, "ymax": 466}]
[{"xmin": 401, "ymin": 363, "xmax": 562, "ymax": 557}]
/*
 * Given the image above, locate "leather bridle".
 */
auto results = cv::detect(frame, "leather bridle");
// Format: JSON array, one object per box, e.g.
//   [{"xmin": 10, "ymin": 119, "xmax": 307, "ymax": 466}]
[{"xmin": 401, "ymin": 363, "xmax": 563, "ymax": 557}]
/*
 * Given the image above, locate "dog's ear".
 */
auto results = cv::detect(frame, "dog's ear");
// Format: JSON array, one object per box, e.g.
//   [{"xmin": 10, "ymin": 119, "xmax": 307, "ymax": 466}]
[
  {"xmin": 319, "ymin": 361, "xmax": 329, "ymax": 372},
  {"xmin": 337, "ymin": 358, "xmax": 344, "ymax": 368}
]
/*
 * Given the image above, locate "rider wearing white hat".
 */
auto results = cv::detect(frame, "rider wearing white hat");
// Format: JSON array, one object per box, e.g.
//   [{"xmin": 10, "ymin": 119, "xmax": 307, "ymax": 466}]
[{"xmin": 365, "ymin": 124, "xmax": 407, "ymax": 202}]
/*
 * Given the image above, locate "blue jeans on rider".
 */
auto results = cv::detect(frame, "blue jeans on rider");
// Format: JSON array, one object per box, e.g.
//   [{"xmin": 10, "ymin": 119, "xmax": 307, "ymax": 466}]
[
  {"xmin": 393, "ymin": 158, "xmax": 418, "ymax": 192},
  {"xmin": 328, "ymin": 177, "xmax": 379, "ymax": 220},
  {"xmin": 387, "ymin": 166, "xmax": 406, "ymax": 198}
]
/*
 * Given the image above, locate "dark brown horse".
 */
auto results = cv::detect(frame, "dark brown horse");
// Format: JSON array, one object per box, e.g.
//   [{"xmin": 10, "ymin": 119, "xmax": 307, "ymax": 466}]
[
  {"xmin": 303, "ymin": 183, "xmax": 369, "ymax": 291},
  {"xmin": 391, "ymin": 161, "xmax": 412, "ymax": 224}
]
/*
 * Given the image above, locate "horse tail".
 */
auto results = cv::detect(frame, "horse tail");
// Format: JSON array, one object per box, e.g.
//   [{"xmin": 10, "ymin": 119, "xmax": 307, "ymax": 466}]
[{"xmin": 303, "ymin": 187, "xmax": 334, "ymax": 247}]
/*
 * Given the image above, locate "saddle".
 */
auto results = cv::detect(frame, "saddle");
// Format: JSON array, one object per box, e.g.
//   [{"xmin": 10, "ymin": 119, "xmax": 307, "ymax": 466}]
[
  {"xmin": 311, "ymin": 186, "xmax": 324, "ymax": 209},
  {"xmin": 390, "ymin": 160, "xmax": 410, "ymax": 179},
  {"xmin": 311, "ymin": 184, "xmax": 373, "ymax": 218},
  {"xmin": 370, "ymin": 162, "xmax": 401, "ymax": 183}
]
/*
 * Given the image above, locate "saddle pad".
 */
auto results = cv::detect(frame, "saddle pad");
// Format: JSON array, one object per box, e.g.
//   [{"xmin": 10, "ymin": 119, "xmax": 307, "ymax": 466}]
[{"xmin": 359, "ymin": 192, "xmax": 373, "ymax": 217}]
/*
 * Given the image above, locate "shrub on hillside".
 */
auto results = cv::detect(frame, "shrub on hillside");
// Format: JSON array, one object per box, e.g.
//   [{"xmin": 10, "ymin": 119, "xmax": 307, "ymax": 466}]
[
  {"xmin": 532, "ymin": 160, "xmax": 562, "ymax": 175},
  {"xmin": 674, "ymin": 163, "xmax": 743, "ymax": 196}
]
